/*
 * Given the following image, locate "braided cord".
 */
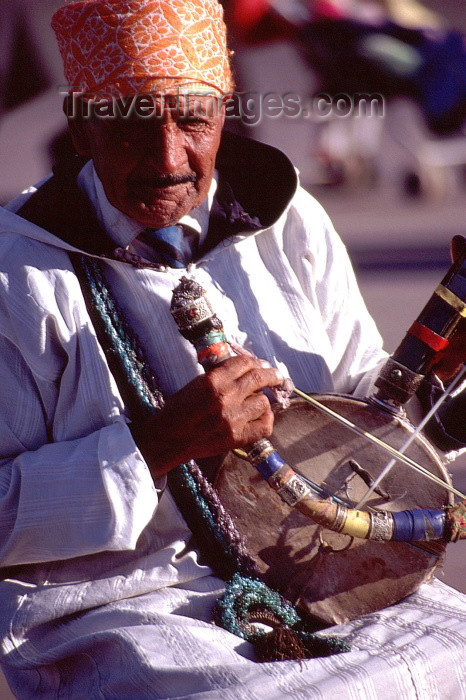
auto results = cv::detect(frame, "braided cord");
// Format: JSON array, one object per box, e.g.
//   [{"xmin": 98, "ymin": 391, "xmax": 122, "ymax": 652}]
[
  {"xmin": 77, "ymin": 255, "xmax": 164, "ymax": 411},
  {"xmin": 76, "ymin": 254, "xmax": 257, "ymax": 577},
  {"xmin": 74, "ymin": 255, "xmax": 349, "ymax": 658},
  {"xmin": 169, "ymin": 461, "xmax": 258, "ymax": 580}
]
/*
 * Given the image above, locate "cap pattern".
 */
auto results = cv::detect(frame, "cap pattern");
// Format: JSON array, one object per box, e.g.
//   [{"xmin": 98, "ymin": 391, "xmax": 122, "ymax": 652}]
[{"xmin": 52, "ymin": 0, "xmax": 233, "ymax": 97}]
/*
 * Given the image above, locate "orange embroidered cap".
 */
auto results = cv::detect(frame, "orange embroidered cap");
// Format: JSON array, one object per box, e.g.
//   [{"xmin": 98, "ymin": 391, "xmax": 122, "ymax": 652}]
[{"xmin": 51, "ymin": 0, "xmax": 233, "ymax": 98}]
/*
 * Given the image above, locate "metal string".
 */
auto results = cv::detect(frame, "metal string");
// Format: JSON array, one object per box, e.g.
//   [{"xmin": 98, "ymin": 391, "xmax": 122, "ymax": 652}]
[
  {"xmin": 356, "ymin": 365, "xmax": 466, "ymax": 508},
  {"xmin": 292, "ymin": 386, "xmax": 466, "ymax": 501}
]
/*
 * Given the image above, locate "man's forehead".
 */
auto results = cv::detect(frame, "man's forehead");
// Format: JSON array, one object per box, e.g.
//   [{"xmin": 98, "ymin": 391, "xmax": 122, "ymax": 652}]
[{"xmin": 72, "ymin": 91, "xmax": 224, "ymax": 122}]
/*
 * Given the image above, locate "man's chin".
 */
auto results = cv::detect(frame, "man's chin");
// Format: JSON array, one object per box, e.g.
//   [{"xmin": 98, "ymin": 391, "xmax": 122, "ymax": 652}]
[
  {"xmin": 126, "ymin": 198, "xmax": 191, "ymax": 228},
  {"xmin": 132, "ymin": 182, "xmax": 190, "ymax": 200}
]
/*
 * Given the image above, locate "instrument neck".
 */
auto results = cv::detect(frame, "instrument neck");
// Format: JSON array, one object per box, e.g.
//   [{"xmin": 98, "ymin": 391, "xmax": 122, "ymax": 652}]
[{"xmin": 374, "ymin": 240, "xmax": 466, "ymax": 406}]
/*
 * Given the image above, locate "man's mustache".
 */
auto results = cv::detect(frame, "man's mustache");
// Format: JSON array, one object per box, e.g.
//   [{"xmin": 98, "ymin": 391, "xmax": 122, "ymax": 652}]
[{"xmin": 129, "ymin": 173, "xmax": 197, "ymax": 188}]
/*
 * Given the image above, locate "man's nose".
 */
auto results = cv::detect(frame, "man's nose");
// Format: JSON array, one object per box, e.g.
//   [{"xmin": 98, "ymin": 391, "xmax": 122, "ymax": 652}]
[{"xmin": 146, "ymin": 124, "xmax": 188, "ymax": 174}]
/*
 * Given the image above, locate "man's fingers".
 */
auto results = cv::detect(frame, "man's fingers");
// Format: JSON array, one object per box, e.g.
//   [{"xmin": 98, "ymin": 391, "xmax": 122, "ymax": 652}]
[
  {"xmin": 236, "ymin": 368, "xmax": 283, "ymax": 399},
  {"xmin": 242, "ymin": 391, "xmax": 273, "ymax": 422},
  {"xmin": 209, "ymin": 354, "xmax": 259, "ymax": 379},
  {"xmin": 209, "ymin": 355, "xmax": 284, "ymax": 395},
  {"xmin": 239, "ymin": 410, "xmax": 275, "ymax": 446}
]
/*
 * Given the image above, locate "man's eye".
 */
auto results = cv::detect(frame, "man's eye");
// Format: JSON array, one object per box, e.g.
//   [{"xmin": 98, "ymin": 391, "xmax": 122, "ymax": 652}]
[{"xmin": 178, "ymin": 117, "xmax": 210, "ymax": 131}]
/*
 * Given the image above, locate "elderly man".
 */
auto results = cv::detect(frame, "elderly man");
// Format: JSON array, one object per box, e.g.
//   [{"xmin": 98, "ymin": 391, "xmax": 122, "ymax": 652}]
[{"xmin": 0, "ymin": 1, "xmax": 464, "ymax": 698}]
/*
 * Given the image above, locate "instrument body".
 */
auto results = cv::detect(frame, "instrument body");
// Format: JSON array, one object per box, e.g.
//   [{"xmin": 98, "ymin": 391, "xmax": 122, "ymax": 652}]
[{"xmin": 214, "ymin": 395, "xmax": 452, "ymax": 626}]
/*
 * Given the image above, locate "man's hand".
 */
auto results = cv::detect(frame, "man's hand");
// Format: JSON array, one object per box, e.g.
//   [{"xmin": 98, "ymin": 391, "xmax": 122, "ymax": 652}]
[
  {"xmin": 430, "ymin": 235, "xmax": 466, "ymax": 384},
  {"xmin": 131, "ymin": 355, "xmax": 284, "ymax": 477}
]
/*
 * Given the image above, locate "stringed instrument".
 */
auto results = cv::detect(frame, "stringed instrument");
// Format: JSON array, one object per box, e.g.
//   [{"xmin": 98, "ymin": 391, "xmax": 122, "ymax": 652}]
[{"xmin": 170, "ymin": 238, "xmax": 466, "ymax": 626}]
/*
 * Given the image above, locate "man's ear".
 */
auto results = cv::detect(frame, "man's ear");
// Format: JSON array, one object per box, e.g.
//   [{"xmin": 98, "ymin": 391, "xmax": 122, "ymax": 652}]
[{"xmin": 63, "ymin": 96, "xmax": 92, "ymax": 157}]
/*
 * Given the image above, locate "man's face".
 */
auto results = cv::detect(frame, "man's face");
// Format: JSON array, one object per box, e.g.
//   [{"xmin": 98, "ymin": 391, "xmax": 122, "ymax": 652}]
[{"xmin": 69, "ymin": 94, "xmax": 225, "ymax": 228}]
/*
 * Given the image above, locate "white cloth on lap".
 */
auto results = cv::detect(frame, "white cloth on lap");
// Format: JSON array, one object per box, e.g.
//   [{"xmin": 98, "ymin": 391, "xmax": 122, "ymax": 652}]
[{"xmin": 3, "ymin": 578, "xmax": 465, "ymax": 699}]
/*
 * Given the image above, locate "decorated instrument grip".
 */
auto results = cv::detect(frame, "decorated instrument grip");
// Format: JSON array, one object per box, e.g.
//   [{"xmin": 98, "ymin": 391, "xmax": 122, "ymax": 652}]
[
  {"xmin": 170, "ymin": 277, "xmax": 310, "ymax": 505},
  {"xmin": 170, "ymin": 277, "xmax": 465, "ymax": 543},
  {"xmin": 375, "ymin": 236, "xmax": 466, "ymax": 405}
]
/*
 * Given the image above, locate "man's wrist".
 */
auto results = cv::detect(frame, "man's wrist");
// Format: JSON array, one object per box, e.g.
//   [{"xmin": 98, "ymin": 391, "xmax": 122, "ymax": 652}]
[{"xmin": 129, "ymin": 415, "xmax": 188, "ymax": 478}]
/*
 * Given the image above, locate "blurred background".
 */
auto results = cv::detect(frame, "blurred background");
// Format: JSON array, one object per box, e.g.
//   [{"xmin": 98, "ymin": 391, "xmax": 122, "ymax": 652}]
[{"xmin": 0, "ymin": 0, "xmax": 464, "ymax": 594}]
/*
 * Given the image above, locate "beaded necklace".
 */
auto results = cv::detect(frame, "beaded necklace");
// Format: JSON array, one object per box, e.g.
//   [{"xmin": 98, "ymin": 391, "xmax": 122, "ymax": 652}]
[{"xmin": 73, "ymin": 253, "xmax": 350, "ymax": 662}]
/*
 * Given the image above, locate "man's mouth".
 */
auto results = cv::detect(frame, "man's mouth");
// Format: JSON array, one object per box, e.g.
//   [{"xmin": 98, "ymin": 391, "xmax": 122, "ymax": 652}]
[{"xmin": 129, "ymin": 173, "xmax": 197, "ymax": 190}]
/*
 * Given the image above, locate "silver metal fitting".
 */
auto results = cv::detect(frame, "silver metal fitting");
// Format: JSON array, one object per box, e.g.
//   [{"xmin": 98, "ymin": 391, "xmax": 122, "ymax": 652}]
[
  {"xmin": 171, "ymin": 296, "xmax": 214, "ymax": 332},
  {"xmin": 369, "ymin": 511, "xmax": 395, "ymax": 541},
  {"xmin": 375, "ymin": 358, "xmax": 424, "ymax": 405},
  {"xmin": 275, "ymin": 473, "xmax": 311, "ymax": 507}
]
